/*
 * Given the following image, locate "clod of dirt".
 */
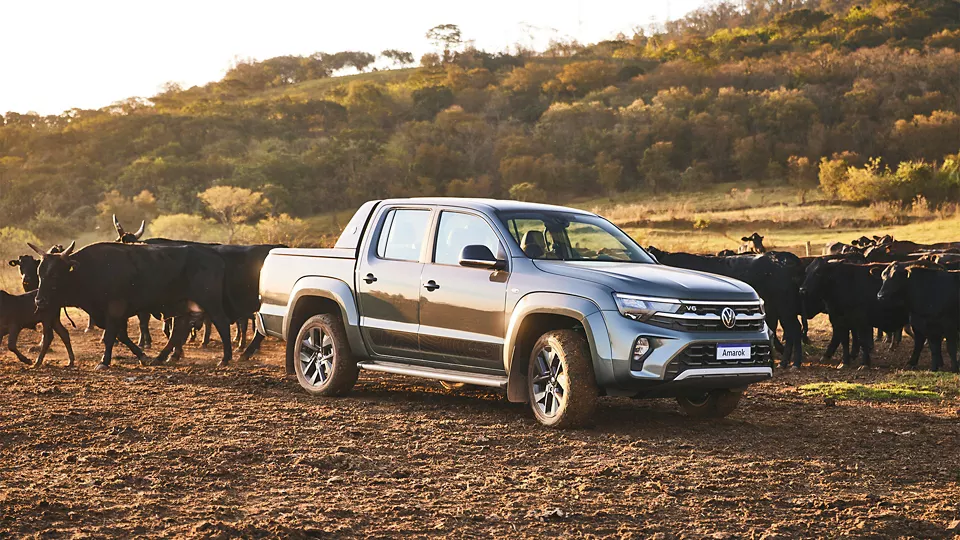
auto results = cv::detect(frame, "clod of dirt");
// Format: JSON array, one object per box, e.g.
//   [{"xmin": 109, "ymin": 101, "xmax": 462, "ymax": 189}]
[
  {"xmin": 947, "ymin": 520, "xmax": 960, "ymax": 531},
  {"xmin": 824, "ymin": 397, "xmax": 837, "ymax": 407}
]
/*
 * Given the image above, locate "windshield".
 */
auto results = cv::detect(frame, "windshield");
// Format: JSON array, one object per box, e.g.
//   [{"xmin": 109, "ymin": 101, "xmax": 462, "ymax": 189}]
[{"xmin": 498, "ymin": 210, "xmax": 655, "ymax": 263}]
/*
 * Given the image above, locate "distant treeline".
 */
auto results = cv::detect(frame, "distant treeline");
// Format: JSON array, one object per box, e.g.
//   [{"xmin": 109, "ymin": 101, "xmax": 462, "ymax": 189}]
[{"xmin": 1, "ymin": 0, "xmax": 959, "ymax": 237}]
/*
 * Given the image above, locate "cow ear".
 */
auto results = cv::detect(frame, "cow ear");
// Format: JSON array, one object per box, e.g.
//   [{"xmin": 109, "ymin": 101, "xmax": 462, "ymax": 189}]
[
  {"xmin": 741, "ymin": 236, "xmax": 749, "ymax": 242},
  {"xmin": 869, "ymin": 266, "xmax": 883, "ymax": 277},
  {"xmin": 8, "ymin": 260, "xmax": 18, "ymax": 267}
]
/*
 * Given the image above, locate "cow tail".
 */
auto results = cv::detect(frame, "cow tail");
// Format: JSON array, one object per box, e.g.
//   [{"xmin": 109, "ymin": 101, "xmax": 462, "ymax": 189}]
[{"xmin": 62, "ymin": 307, "xmax": 77, "ymax": 329}]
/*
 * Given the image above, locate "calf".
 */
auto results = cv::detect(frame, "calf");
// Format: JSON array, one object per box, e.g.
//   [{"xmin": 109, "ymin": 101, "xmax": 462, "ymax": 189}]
[
  {"xmin": 739, "ymin": 232, "xmax": 766, "ymax": 254},
  {"xmin": 8, "ymin": 255, "xmax": 40, "ymax": 292},
  {"xmin": 0, "ymin": 290, "xmax": 75, "ymax": 367},
  {"xmin": 801, "ymin": 259, "xmax": 908, "ymax": 368},
  {"xmin": 877, "ymin": 262, "xmax": 960, "ymax": 372}
]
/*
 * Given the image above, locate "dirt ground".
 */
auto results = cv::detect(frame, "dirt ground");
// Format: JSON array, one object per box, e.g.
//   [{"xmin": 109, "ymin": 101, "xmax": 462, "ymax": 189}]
[{"xmin": 1, "ymin": 315, "xmax": 959, "ymax": 539}]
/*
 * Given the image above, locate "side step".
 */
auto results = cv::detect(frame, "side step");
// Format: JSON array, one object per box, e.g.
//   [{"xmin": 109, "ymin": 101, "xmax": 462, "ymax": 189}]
[{"xmin": 357, "ymin": 361, "xmax": 508, "ymax": 389}]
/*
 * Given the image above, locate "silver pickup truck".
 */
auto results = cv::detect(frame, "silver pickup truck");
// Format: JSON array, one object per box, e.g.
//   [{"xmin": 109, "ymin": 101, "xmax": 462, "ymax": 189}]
[{"xmin": 257, "ymin": 198, "xmax": 772, "ymax": 428}]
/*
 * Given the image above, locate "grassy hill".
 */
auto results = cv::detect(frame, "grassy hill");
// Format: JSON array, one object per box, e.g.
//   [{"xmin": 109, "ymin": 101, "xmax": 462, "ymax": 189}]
[{"xmin": 1, "ymin": 0, "xmax": 958, "ymax": 266}]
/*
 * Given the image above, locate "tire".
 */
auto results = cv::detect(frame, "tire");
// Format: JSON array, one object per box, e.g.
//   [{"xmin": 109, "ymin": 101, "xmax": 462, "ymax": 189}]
[
  {"xmin": 526, "ymin": 330, "xmax": 598, "ymax": 429},
  {"xmin": 293, "ymin": 314, "xmax": 358, "ymax": 396},
  {"xmin": 676, "ymin": 389, "xmax": 743, "ymax": 419}
]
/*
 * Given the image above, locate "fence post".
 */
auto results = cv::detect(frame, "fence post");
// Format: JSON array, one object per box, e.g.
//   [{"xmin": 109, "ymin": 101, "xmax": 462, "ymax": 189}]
[{"xmin": 805, "ymin": 241, "xmax": 811, "ymax": 257}]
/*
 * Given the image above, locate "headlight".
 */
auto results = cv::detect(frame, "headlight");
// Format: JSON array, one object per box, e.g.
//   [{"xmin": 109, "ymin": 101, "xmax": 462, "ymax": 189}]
[{"xmin": 613, "ymin": 293, "xmax": 682, "ymax": 321}]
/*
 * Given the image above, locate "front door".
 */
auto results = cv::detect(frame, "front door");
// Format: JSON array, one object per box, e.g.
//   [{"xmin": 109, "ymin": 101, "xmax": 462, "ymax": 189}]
[
  {"xmin": 356, "ymin": 206, "xmax": 433, "ymax": 360},
  {"xmin": 418, "ymin": 210, "xmax": 509, "ymax": 373}
]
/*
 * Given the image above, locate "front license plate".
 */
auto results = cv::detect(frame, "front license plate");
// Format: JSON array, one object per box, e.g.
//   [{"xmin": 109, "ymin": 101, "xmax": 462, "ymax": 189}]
[{"xmin": 716, "ymin": 343, "xmax": 751, "ymax": 361}]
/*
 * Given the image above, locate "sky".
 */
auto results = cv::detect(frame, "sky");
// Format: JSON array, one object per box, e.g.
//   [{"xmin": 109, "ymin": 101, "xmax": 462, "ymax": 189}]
[{"xmin": 0, "ymin": 0, "xmax": 708, "ymax": 115}]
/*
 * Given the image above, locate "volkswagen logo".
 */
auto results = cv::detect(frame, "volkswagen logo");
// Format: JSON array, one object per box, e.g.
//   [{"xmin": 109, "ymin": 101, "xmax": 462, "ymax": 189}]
[{"xmin": 721, "ymin": 307, "xmax": 737, "ymax": 329}]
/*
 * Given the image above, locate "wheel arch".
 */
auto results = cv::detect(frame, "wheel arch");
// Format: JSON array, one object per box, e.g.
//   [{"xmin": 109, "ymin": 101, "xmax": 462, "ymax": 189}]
[
  {"xmin": 503, "ymin": 293, "xmax": 611, "ymax": 403},
  {"xmin": 283, "ymin": 277, "xmax": 367, "ymax": 375}
]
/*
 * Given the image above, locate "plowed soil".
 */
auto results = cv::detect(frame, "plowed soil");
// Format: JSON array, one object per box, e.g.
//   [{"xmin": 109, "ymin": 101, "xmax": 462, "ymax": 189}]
[{"xmin": 1, "ymin": 317, "xmax": 959, "ymax": 538}]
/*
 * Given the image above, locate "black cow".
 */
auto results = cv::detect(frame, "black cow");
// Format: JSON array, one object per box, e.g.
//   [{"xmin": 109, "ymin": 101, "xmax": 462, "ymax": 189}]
[
  {"xmin": 877, "ymin": 262, "xmax": 960, "ymax": 372},
  {"xmin": 8, "ymin": 255, "xmax": 40, "ymax": 291},
  {"xmin": 646, "ymin": 247, "xmax": 805, "ymax": 367},
  {"xmin": 716, "ymin": 249, "xmax": 737, "ymax": 256},
  {"xmin": 868, "ymin": 240, "xmax": 960, "ymax": 257},
  {"xmin": 1, "ymin": 289, "xmax": 75, "ymax": 367},
  {"xmin": 823, "ymin": 242, "xmax": 859, "ymax": 256},
  {"xmin": 739, "ymin": 232, "xmax": 766, "ymax": 254},
  {"xmin": 31, "ymin": 242, "xmax": 234, "ymax": 370},
  {"xmin": 112, "ymin": 218, "xmax": 282, "ymax": 360},
  {"xmin": 801, "ymin": 259, "xmax": 908, "ymax": 369}
]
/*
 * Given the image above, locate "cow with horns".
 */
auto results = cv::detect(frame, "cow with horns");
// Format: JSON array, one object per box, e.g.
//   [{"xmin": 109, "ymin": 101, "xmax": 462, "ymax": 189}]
[
  {"xmin": 112, "ymin": 216, "xmax": 283, "ymax": 360},
  {"xmin": 30, "ymin": 241, "xmax": 235, "ymax": 370}
]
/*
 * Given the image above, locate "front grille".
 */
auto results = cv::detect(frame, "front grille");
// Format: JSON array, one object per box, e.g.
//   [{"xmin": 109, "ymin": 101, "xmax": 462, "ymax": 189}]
[
  {"xmin": 647, "ymin": 302, "xmax": 765, "ymax": 332},
  {"xmin": 649, "ymin": 315, "xmax": 765, "ymax": 332},
  {"xmin": 664, "ymin": 342, "xmax": 773, "ymax": 379}
]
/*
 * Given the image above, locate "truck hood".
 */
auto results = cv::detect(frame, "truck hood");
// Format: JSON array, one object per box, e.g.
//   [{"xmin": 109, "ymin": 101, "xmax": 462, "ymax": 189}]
[{"xmin": 533, "ymin": 261, "xmax": 759, "ymax": 302}]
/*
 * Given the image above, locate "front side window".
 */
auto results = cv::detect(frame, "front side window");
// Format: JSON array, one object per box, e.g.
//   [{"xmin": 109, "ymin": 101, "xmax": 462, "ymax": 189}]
[
  {"xmin": 499, "ymin": 210, "xmax": 654, "ymax": 263},
  {"xmin": 433, "ymin": 212, "xmax": 502, "ymax": 265},
  {"xmin": 376, "ymin": 209, "xmax": 431, "ymax": 262}
]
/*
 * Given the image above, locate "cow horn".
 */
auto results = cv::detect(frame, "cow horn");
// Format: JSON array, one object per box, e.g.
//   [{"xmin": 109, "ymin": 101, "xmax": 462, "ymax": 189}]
[
  {"xmin": 134, "ymin": 220, "xmax": 145, "ymax": 240},
  {"xmin": 27, "ymin": 243, "xmax": 45, "ymax": 257},
  {"xmin": 113, "ymin": 214, "xmax": 124, "ymax": 236},
  {"xmin": 62, "ymin": 241, "xmax": 76, "ymax": 257}
]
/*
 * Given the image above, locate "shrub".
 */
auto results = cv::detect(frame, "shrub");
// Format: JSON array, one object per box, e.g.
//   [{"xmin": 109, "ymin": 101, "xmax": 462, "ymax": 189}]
[
  {"xmin": 150, "ymin": 214, "xmax": 218, "ymax": 242},
  {"xmin": 244, "ymin": 214, "xmax": 311, "ymax": 246},
  {"xmin": 819, "ymin": 156, "xmax": 851, "ymax": 197},
  {"xmin": 508, "ymin": 182, "xmax": 545, "ymax": 202},
  {"xmin": 0, "ymin": 227, "xmax": 42, "ymax": 260}
]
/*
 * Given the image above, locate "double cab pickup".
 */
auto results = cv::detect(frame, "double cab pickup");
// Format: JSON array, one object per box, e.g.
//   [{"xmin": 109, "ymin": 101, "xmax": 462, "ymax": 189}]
[{"xmin": 257, "ymin": 198, "xmax": 772, "ymax": 428}]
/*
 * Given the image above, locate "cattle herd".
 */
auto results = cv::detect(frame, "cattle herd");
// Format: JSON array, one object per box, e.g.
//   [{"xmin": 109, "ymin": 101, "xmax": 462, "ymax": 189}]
[
  {"xmin": 2, "ymin": 223, "xmax": 959, "ymax": 378},
  {"xmin": 2, "ymin": 216, "xmax": 283, "ymax": 371},
  {"xmin": 651, "ymin": 232, "xmax": 960, "ymax": 373}
]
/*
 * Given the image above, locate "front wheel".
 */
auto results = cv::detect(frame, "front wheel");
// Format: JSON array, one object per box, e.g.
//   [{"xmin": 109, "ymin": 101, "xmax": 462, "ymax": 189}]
[
  {"xmin": 293, "ymin": 314, "xmax": 358, "ymax": 396},
  {"xmin": 527, "ymin": 330, "xmax": 598, "ymax": 429},
  {"xmin": 676, "ymin": 389, "xmax": 743, "ymax": 418}
]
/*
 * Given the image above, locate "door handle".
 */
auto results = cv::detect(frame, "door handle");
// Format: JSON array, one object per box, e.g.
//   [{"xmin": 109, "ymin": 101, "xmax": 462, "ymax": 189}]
[
  {"xmin": 423, "ymin": 280, "xmax": 440, "ymax": 292},
  {"xmin": 363, "ymin": 273, "xmax": 377, "ymax": 284}
]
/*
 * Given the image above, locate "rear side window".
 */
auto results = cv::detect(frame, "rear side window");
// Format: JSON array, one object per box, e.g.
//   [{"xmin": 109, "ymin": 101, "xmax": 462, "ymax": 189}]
[
  {"xmin": 376, "ymin": 209, "xmax": 431, "ymax": 262},
  {"xmin": 433, "ymin": 212, "xmax": 502, "ymax": 266}
]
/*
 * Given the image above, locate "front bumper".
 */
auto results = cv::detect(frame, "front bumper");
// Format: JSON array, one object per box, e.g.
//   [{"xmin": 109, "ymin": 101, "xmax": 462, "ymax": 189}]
[{"xmin": 588, "ymin": 310, "xmax": 773, "ymax": 396}]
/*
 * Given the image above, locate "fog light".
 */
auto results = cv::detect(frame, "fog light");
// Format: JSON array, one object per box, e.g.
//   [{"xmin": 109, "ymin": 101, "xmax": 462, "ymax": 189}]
[{"xmin": 633, "ymin": 337, "xmax": 651, "ymax": 362}]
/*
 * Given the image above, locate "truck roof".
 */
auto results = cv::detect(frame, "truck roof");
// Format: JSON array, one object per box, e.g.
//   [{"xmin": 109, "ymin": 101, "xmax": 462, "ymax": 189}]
[{"xmin": 382, "ymin": 197, "xmax": 595, "ymax": 215}]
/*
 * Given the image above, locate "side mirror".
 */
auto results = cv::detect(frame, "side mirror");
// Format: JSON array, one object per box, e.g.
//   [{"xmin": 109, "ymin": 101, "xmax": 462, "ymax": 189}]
[{"xmin": 459, "ymin": 245, "xmax": 505, "ymax": 270}]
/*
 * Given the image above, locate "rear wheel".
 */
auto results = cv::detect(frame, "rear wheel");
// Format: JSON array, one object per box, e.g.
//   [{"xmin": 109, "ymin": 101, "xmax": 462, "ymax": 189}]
[
  {"xmin": 293, "ymin": 314, "xmax": 358, "ymax": 396},
  {"xmin": 526, "ymin": 330, "xmax": 597, "ymax": 429},
  {"xmin": 676, "ymin": 389, "xmax": 743, "ymax": 418}
]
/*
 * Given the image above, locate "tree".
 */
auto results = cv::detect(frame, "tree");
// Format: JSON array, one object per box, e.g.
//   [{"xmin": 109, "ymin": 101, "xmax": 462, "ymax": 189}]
[
  {"xmin": 544, "ymin": 60, "xmax": 618, "ymax": 97},
  {"xmin": 426, "ymin": 24, "xmax": 462, "ymax": 63},
  {"xmin": 381, "ymin": 49, "xmax": 414, "ymax": 68},
  {"xmin": 198, "ymin": 186, "xmax": 271, "ymax": 243},
  {"xmin": 96, "ymin": 190, "xmax": 158, "ymax": 239},
  {"xmin": 639, "ymin": 142, "xmax": 678, "ymax": 192},
  {"xmin": 595, "ymin": 152, "xmax": 623, "ymax": 195}
]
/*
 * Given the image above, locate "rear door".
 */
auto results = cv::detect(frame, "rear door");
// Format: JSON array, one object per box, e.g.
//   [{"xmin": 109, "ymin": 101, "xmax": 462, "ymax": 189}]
[
  {"xmin": 417, "ymin": 209, "xmax": 509, "ymax": 373},
  {"xmin": 356, "ymin": 205, "xmax": 433, "ymax": 360}
]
